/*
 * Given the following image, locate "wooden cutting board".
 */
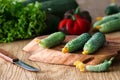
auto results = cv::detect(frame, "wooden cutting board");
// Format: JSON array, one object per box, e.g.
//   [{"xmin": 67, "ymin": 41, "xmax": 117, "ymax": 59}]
[{"xmin": 23, "ymin": 32, "xmax": 120, "ymax": 66}]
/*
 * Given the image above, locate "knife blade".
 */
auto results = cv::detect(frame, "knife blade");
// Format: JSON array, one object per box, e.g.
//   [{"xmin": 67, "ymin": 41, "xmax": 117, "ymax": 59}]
[{"xmin": 0, "ymin": 48, "xmax": 39, "ymax": 72}]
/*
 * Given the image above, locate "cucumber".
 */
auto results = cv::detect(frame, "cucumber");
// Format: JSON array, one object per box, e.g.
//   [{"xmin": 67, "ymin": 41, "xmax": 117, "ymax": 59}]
[
  {"xmin": 93, "ymin": 16, "xmax": 119, "ymax": 28},
  {"xmin": 83, "ymin": 32, "xmax": 105, "ymax": 54},
  {"xmin": 38, "ymin": 32, "xmax": 65, "ymax": 48},
  {"xmin": 98, "ymin": 18, "xmax": 120, "ymax": 33},
  {"xmin": 93, "ymin": 12, "xmax": 120, "ymax": 27},
  {"xmin": 62, "ymin": 33, "xmax": 91, "ymax": 53},
  {"xmin": 86, "ymin": 60, "xmax": 111, "ymax": 72},
  {"xmin": 41, "ymin": 0, "xmax": 78, "ymax": 17},
  {"xmin": 45, "ymin": 14, "xmax": 61, "ymax": 33},
  {"xmin": 105, "ymin": 3, "xmax": 119, "ymax": 15},
  {"xmin": 86, "ymin": 57, "xmax": 114, "ymax": 72},
  {"xmin": 23, "ymin": 0, "xmax": 78, "ymax": 18}
]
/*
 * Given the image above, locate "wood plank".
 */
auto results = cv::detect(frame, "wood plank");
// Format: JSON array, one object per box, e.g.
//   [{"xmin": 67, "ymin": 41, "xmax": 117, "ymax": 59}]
[
  {"xmin": 23, "ymin": 32, "xmax": 120, "ymax": 66},
  {"xmin": 0, "ymin": 0, "xmax": 120, "ymax": 80}
]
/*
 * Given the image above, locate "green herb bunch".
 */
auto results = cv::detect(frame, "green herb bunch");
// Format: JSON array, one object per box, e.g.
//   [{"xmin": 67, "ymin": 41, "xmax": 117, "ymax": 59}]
[{"xmin": 0, "ymin": 0, "xmax": 47, "ymax": 42}]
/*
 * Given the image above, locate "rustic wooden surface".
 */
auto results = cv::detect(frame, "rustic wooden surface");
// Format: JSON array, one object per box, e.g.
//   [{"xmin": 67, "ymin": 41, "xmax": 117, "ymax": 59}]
[
  {"xmin": 23, "ymin": 34, "xmax": 120, "ymax": 66},
  {"xmin": 0, "ymin": 32, "xmax": 119, "ymax": 80},
  {"xmin": 0, "ymin": 0, "xmax": 120, "ymax": 80}
]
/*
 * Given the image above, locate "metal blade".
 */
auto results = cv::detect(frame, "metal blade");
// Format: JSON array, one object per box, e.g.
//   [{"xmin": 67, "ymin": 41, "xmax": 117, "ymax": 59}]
[{"xmin": 13, "ymin": 60, "xmax": 40, "ymax": 72}]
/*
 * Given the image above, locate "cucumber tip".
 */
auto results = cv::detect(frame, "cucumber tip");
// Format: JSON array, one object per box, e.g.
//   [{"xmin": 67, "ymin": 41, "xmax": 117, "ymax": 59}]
[
  {"xmin": 62, "ymin": 47, "xmax": 68, "ymax": 53},
  {"xmin": 36, "ymin": 39, "xmax": 41, "ymax": 44},
  {"xmin": 74, "ymin": 61, "xmax": 86, "ymax": 71},
  {"xmin": 82, "ymin": 50, "xmax": 89, "ymax": 55}
]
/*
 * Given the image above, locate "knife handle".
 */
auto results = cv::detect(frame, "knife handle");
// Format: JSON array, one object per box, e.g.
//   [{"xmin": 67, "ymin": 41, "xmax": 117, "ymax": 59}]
[{"xmin": 0, "ymin": 48, "xmax": 18, "ymax": 63}]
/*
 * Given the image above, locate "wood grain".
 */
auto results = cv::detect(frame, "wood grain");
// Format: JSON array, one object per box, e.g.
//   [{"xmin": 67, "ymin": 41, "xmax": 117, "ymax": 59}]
[
  {"xmin": 0, "ymin": 0, "xmax": 120, "ymax": 80},
  {"xmin": 23, "ymin": 33, "xmax": 120, "ymax": 66},
  {"xmin": 0, "ymin": 33, "xmax": 120, "ymax": 80}
]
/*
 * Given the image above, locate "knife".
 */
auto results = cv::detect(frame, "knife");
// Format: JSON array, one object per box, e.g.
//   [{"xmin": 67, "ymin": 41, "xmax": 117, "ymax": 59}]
[{"xmin": 0, "ymin": 48, "xmax": 39, "ymax": 72}]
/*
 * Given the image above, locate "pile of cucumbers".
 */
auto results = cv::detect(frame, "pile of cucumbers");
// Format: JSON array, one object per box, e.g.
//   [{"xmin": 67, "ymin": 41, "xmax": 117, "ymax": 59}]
[
  {"xmin": 62, "ymin": 32, "xmax": 105, "ymax": 54},
  {"xmin": 93, "ymin": 12, "xmax": 120, "ymax": 33},
  {"xmin": 37, "ymin": 31, "xmax": 106, "ymax": 55}
]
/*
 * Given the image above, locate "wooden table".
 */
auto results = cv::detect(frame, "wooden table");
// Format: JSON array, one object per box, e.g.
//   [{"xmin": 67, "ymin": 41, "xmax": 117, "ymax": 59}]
[
  {"xmin": 0, "ymin": 37, "xmax": 120, "ymax": 80},
  {"xmin": 0, "ymin": 0, "xmax": 120, "ymax": 80}
]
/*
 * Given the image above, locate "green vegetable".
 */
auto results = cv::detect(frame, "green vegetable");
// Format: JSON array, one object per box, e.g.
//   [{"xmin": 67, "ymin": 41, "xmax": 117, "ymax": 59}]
[
  {"xmin": 23, "ymin": 0, "xmax": 78, "ymax": 17},
  {"xmin": 62, "ymin": 33, "xmax": 91, "ymax": 53},
  {"xmin": 0, "ymin": 0, "xmax": 61, "ymax": 43},
  {"xmin": 86, "ymin": 57, "xmax": 114, "ymax": 72},
  {"xmin": 82, "ymin": 32, "xmax": 106, "ymax": 54},
  {"xmin": 41, "ymin": 0, "xmax": 78, "ymax": 18},
  {"xmin": 93, "ymin": 16, "xmax": 119, "ymax": 28},
  {"xmin": 0, "ymin": 0, "xmax": 48, "ymax": 42},
  {"xmin": 93, "ymin": 12, "xmax": 120, "ymax": 28},
  {"xmin": 105, "ymin": 3, "xmax": 119, "ymax": 15},
  {"xmin": 74, "ymin": 57, "xmax": 114, "ymax": 72},
  {"xmin": 45, "ymin": 14, "xmax": 60, "ymax": 33},
  {"xmin": 37, "ymin": 32, "xmax": 65, "ymax": 48},
  {"xmin": 118, "ymin": 6, "xmax": 120, "ymax": 12},
  {"xmin": 96, "ymin": 18, "xmax": 120, "ymax": 33},
  {"xmin": 23, "ymin": 0, "xmax": 51, "ymax": 5}
]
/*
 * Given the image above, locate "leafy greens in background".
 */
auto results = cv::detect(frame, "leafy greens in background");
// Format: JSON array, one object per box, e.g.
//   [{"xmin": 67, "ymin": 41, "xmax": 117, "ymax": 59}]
[{"xmin": 0, "ymin": 0, "xmax": 47, "ymax": 42}]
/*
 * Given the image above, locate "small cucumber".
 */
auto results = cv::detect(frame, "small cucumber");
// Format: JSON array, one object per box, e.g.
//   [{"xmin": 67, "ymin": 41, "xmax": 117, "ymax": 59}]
[
  {"xmin": 93, "ymin": 16, "xmax": 119, "ymax": 28},
  {"xmin": 38, "ymin": 32, "xmax": 65, "ymax": 48},
  {"xmin": 86, "ymin": 57, "xmax": 114, "ymax": 72},
  {"xmin": 74, "ymin": 57, "xmax": 114, "ymax": 72},
  {"xmin": 62, "ymin": 33, "xmax": 91, "ymax": 53},
  {"xmin": 82, "ymin": 32, "xmax": 105, "ymax": 54},
  {"xmin": 97, "ymin": 18, "xmax": 120, "ymax": 33},
  {"xmin": 93, "ymin": 12, "xmax": 120, "ymax": 27},
  {"xmin": 105, "ymin": 3, "xmax": 119, "ymax": 15}
]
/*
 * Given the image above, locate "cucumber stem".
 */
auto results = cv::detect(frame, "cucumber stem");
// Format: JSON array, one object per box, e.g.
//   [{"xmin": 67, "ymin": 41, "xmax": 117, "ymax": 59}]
[
  {"xmin": 62, "ymin": 47, "xmax": 68, "ymax": 53},
  {"xmin": 108, "ymin": 57, "xmax": 114, "ymax": 64},
  {"xmin": 82, "ymin": 50, "xmax": 88, "ymax": 55},
  {"xmin": 95, "ymin": 26, "xmax": 102, "ymax": 30},
  {"xmin": 36, "ymin": 38, "xmax": 41, "ymax": 44},
  {"xmin": 74, "ymin": 61, "xmax": 86, "ymax": 71}
]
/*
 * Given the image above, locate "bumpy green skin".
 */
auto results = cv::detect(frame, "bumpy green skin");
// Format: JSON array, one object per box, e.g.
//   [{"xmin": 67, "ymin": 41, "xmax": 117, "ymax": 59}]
[
  {"xmin": 83, "ymin": 32, "xmax": 105, "ymax": 54},
  {"xmin": 86, "ymin": 57, "xmax": 114, "ymax": 72},
  {"xmin": 86, "ymin": 61, "xmax": 111, "ymax": 72},
  {"xmin": 65, "ymin": 33, "xmax": 91, "ymax": 53},
  {"xmin": 39, "ymin": 32, "xmax": 65, "ymax": 48},
  {"xmin": 93, "ymin": 12, "xmax": 120, "ymax": 27},
  {"xmin": 99, "ymin": 19, "xmax": 120, "ymax": 33}
]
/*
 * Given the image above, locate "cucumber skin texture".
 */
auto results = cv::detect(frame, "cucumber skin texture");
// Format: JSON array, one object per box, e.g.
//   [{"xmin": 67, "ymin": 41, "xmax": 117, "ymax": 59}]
[
  {"xmin": 83, "ymin": 32, "xmax": 105, "ymax": 54},
  {"xmin": 65, "ymin": 33, "xmax": 91, "ymax": 53},
  {"xmin": 99, "ymin": 19, "xmax": 120, "ymax": 33},
  {"xmin": 93, "ymin": 17, "xmax": 119, "ymax": 28},
  {"xmin": 93, "ymin": 12, "xmax": 120, "ymax": 27},
  {"xmin": 39, "ymin": 32, "xmax": 65, "ymax": 48},
  {"xmin": 86, "ymin": 61, "xmax": 111, "ymax": 72}
]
